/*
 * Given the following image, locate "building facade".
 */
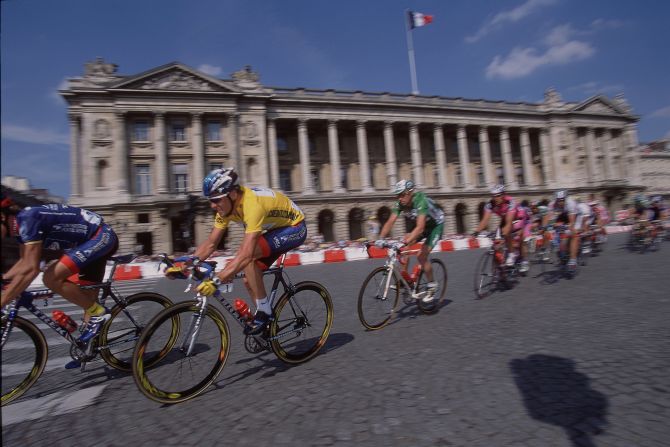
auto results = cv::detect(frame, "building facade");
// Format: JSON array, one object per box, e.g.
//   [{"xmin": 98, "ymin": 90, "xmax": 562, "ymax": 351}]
[{"xmin": 62, "ymin": 58, "xmax": 645, "ymax": 254}]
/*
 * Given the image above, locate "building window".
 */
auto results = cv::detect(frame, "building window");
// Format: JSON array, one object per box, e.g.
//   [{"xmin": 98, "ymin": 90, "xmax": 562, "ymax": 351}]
[
  {"xmin": 173, "ymin": 163, "xmax": 189, "ymax": 193},
  {"xmin": 309, "ymin": 137, "xmax": 317, "ymax": 155},
  {"xmin": 496, "ymin": 167, "xmax": 504, "ymax": 185},
  {"xmin": 96, "ymin": 159, "xmax": 108, "ymax": 188},
  {"xmin": 455, "ymin": 167, "xmax": 463, "ymax": 187},
  {"xmin": 137, "ymin": 213, "xmax": 150, "ymax": 224},
  {"xmin": 516, "ymin": 166, "xmax": 525, "ymax": 186},
  {"xmin": 476, "ymin": 166, "xmax": 485, "ymax": 187},
  {"xmin": 135, "ymin": 164, "xmax": 152, "ymax": 196},
  {"xmin": 132, "ymin": 120, "xmax": 149, "ymax": 141},
  {"xmin": 279, "ymin": 169, "xmax": 292, "ymax": 192},
  {"xmin": 206, "ymin": 121, "xmax": 221, "ymax": 141},
  {"xmin": 340, "ymin": 166, "xmax": 349, "ymax": 190},
  {"xmin": 311, "ymin": 168, "xmax": 321, "ymax": 192},
  {"xmin": 170, "ymin": 120, "xmax": 186, "ymax": 142},
  {"xmin": 277, "ymin": 136, "xmax": 289, "ymax": 154}
]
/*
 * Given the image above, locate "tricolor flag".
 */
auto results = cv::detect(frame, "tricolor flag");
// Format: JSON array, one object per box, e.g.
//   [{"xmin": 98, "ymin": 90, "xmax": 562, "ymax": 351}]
[{"xmin": 408, "ymin": 10, "xmax": 434, "ymax": 29}]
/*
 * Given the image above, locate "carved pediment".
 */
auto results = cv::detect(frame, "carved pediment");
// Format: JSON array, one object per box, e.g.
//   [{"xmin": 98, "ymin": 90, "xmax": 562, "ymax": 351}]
[
  {"xmin": 573, "ymin": 96, "xmax": 624, "ymax": 115},
  {"xmin": 112, "ymin": 63, "xmax": 239, "ymax": 92}
]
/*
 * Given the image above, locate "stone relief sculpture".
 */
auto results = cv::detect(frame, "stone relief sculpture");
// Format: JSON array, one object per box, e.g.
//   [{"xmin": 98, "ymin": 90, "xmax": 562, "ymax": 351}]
[
  {"xmin": 543, "ymin": 87, "xmax": 563, "ymax": 108},
  {"xmin": 232, "ymin": 65, "xmax": 262, "ymax": 91},
  {"xmin": 94, "ymin": 119, "xmax": 111, "ymax": 139},
  {"xmin": 139, "ymin": 70, "xmax": 215, "ymax": 91}
]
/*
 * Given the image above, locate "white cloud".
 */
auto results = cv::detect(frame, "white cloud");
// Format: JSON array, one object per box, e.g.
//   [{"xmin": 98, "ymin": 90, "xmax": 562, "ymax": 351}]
[
  {"xmin": 49, "ymin": 78, "xmax": 70, "ymax": 105},
  {"xmin": 1, "ymin": 123, "xmax": 69, "ymax": 146},
  {"xmin": 590, "ymin": 18, "xmax": 625, "ymax": 30},
  {"xmin": 466, "ymin": 0, "xmax": 557, "ymax": 43},
  {"xmin": 650, "ymin": 106, "xmax": 670, "ymax": 118},
  {"xmin": 486, "ymin": 38, "xmax": 594, "ymax": 80},
  {"xmin": 197, "ymin": 64, "xmax": 223, "ymax": 77},
  {"xmin": 566, "ymin": 81, "xmax": 624, "ymax": 96}
]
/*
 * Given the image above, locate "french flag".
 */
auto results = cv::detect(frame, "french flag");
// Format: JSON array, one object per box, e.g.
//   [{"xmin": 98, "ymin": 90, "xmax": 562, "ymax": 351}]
[{"xmin": 408, "ymin": 11, "xmax": 434, "ymax": 29}]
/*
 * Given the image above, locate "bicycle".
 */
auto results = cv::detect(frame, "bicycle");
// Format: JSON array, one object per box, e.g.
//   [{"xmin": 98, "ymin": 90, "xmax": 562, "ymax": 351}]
[
  {"xmin": 1, "ymin": 254, "xmax": 175, "ymax": 406},
  {"xmin": 358, "ymin": 241, "xmax": 448, "ymax": 330},
  {"xmin": 132, "ymin": 253, "xmax": 334, "ymax": 404},
  {"xmin": 473, "ymin": 231, "xmax": 525, "ymax": 299}
]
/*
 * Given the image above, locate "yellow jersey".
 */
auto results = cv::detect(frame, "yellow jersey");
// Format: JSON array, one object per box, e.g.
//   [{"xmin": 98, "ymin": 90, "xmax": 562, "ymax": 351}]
[{"xmin": 214, "ymin": 186, "xmax": 304, "ymax": 233}]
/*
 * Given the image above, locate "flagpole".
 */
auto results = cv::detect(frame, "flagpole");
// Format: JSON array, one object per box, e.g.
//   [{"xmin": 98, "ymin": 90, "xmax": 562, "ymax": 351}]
[{"xmin": 405, "ymin": 9, "xmax": 419, "ymax": 95}]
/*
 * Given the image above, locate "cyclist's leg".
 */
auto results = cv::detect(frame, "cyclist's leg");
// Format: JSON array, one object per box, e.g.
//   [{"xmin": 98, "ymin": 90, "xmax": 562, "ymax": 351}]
[{"xmin": 418, "ymin": 226, "xmax": 441, "ymax": 283}]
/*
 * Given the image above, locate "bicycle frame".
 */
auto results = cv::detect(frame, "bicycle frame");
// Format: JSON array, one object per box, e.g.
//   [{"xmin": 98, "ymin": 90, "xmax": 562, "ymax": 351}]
[{"xmin": 374, "ymin": 244, "xmax": 426, "ymax": 302}]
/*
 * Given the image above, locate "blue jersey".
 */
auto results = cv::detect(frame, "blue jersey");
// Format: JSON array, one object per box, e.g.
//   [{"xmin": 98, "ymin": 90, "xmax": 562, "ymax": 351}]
[{"xmin": 16, "ymin": 204, "xmax": 104, "ymax": 251}]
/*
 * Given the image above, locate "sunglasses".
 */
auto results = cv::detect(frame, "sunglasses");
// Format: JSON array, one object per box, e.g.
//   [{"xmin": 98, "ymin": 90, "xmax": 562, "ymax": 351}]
[{"xmin": 209, "ymin": 195, "xmax": 227, "ymax": 204}]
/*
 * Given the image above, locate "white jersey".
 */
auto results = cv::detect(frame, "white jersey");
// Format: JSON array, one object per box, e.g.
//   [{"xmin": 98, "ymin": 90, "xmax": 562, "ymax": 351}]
[{"xmin": 549, "ymin": 198, "xmax": 578, "ymax": 214}]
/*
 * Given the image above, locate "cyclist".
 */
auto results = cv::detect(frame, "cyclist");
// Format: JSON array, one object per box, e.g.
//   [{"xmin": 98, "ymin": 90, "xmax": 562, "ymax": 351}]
[
  {"xmin": 542, "ymin": 190, "xmax": 589, "ymax": 273},
  {"xmin": 1, "ymin": 204, "xmax": 119, "ymax": 353},
  {"xmin": 375, "ymin": 179, "xmax": 444, "ymax": 303},
  {"xmin": 586, "ymin": 195, "xmax": 608, "ymax": 244},
  {"xmin": 166, "ymin": 167, "xmax": 306, "ymax": 335},
  {"xmin": 472, "ymin": 185, "xmax": 532, "ymax": 273},
  {"xmin": 629, "ymin": 194, "xmax": 651, "ymax": 241},
  {"xmin": 648, "ymin": 196, "xmax": 667, "ymax": 240}
]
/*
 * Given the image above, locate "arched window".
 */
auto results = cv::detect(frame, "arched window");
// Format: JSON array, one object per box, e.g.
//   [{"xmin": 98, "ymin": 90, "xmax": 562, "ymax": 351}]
[
  {"xmin": 96, "ymin": 159, "xmax": 108, "ymax": 188},
  {"xmin": 348, "ymin": 208, "xmax": 365, "ymax": 240},
  {"xmin": 318, "ymin": 209, "xmax": 335, "ymax": 242},
  {"xmin": 454, "ymin": 202, "xmax": 467, "ymax": 235}
]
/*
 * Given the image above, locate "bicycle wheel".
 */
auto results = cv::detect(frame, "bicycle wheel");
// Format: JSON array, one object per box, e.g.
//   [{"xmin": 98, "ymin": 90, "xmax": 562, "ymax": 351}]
[
  {"xmin": 473, "ymin": 251, "xmax": 500, "ymax": 299},
  {"xmin": 416, "ymin": 258, "xmax": 448, "ymax": 314},
  {"xmin": 100, "ymin": 292, "xmax": 176, "ymax": 372},
  {"xmin": 357, "ymin": 266, "xmax": 400, "ymax": 330},
  {"xmin": 2, "ymin": 315, "xmax": 48, "ymax": 406},
  {"xmin": 132, "ymin": 301, "xmax": 230, "ymax": 404},
  {"xmin": 271, "ymin": 281, "xmax": 333, "ymax": 364}
]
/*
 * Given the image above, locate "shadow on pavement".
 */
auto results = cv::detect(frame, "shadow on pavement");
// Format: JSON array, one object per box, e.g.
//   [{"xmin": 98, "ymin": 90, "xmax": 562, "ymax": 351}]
[{"xmin": 510, "ymin": 354, "xmax": 608, "ymax": 447}]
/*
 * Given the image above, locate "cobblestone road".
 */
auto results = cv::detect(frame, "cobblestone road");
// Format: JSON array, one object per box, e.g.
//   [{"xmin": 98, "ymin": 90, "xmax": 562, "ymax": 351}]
[{"xmin": 3, "ymin": 234, "xmax": 669, "ymax": 447}]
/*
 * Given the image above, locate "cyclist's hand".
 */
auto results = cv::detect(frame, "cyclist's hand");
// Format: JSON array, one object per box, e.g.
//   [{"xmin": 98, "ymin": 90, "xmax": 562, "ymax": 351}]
[
  {"xmin": 165, "ymin": 264, "xmax": 189, "ymax": 280},
  {"xmin": 374, "ymin": 239, "xmax": 385, "ymax": 248},
  {"xmin": 196, "ymin": 278, "xmax": 218, "ymax": 297},
  {"xmin": 471, "ymin": 231, "xmax": 480, "ymax": 238}
]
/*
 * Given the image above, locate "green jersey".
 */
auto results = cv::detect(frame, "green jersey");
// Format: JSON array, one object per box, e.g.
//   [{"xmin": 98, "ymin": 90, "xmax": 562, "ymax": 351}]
[{"xmin": 393, "ymin": 191, "xmax": 445, "ymax": 228}]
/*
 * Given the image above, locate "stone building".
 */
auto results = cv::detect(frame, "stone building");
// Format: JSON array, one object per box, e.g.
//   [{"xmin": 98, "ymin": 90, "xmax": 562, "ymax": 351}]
[
  {"xmin": 62, "ymin": 58, "xmax": 645, "ymax": 254},
  {"xmin": 639, "ymin": 139, "xmax": 670, "ymax": 199}
]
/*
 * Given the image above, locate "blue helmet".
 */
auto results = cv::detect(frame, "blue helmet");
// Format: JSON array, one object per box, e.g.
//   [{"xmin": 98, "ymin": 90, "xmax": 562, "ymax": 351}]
[{"xmin": 202, "ymin": 167, "xmax": 239, "ymax": 199}]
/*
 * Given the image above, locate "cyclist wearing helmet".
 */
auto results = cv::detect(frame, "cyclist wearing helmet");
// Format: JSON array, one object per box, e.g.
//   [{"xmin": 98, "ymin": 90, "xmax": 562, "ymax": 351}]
[
  {"xmin": 166, "ymin": 167, "xmax": 306, "ymax": 335},
  {"xmin": 473, "ymin": 184, "xmax": 532, "ymax": 273},
  {"xmin": 375, "ymin": 179, "xmax": 445, "ymax": 303},
  {"xmin": 543, "ymin": 190, "xmax": 589, "ymax": 272},
  {"xmin": 1, "ymin": 204, "xmax": 119, "ymax": 363},
  {"xmin": 586, "ymin": 194, "xmax": 609, "ymax": 242},
  {"xmin": 648, "ymin": 196, "xmax": 667, "ymax": 241}
]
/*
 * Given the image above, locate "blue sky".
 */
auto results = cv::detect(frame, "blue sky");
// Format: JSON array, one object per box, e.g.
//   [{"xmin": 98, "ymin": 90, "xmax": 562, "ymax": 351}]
[{"xmin": 2, "ymin": 0, "xmax": 669, "ymax": 199}]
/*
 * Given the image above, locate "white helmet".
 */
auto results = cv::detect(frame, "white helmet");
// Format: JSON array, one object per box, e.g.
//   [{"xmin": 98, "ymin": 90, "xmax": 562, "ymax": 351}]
[
  {"xmin": 490, "ymin": 184, "xmax": 505, "ymax": 195},
  {"xmin": 555, "ymin": 190, "xmax": 568, "ymax": 200},
  {"xmin": 392, "ymin": 179, "xmax": 415, "ymax": 195}
]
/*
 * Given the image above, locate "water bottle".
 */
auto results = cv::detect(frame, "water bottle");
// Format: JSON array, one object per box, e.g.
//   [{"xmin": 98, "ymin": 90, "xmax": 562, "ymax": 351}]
[
  {"xmin": 411, "ymin": 265, "xmax": 422, "ymax": 281},
  {"xmin": 233, "ymin": 299, "xmax": 252, "ymax": 321},
  {"xmin": 52, "ymin": 310, "xmax": 78, "ymax": 333}
]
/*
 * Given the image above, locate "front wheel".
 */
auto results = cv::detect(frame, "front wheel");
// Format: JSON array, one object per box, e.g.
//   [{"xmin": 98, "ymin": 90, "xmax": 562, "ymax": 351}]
[
  {"xmin": 473, "ymin": 251, "xmax": 501, "ymax": 299},
  {"xmin": 271, "ymin": 281, "xmax": 333, "ymax": 364},
  {"xmin": 132, "ymin": 301, "xmax": 230, "ymax": 404},
  {"xmin": 99, "ymin": 292, "xmax": 176, "ymax": 371},
  {"xmin": 416, "ymin": 258, "xmax": 448, "ymax": 314},
  {"xmin": 357, "ymin": 267, "xmax": 400, "ymax": 330},
  {"xmin": 2, "ymin": 316, "xmax": 48, "ymax": 406}
]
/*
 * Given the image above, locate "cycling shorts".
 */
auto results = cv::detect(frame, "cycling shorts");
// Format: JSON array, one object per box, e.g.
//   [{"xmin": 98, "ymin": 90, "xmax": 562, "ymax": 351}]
[
  {"xmin": 256, "ymin": 221, "xmax": 307, "ymax": 269},
  {"xmin": 59, "ymin": 224, "xmax": 119, "ymax": 282},
  {"xmin": 420, "ymin": 224, "xmax": 443, "ymax": 251}
]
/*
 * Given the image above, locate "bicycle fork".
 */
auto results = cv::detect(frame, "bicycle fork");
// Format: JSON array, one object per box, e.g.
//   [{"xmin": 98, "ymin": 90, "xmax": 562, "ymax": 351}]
[{"xmin": 181, "ymin": 296, "xmax": 208, "ymax": 356}]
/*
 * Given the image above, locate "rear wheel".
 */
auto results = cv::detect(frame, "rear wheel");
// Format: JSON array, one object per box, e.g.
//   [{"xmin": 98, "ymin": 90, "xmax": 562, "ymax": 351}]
[
  {"xmin": 270, "ymin": 281, "xmax": 333, "ymax": 364},
  {"xmin": 357, "ymin": 267, "xmax": 400, "ymax": 330},
  {"xmin": 100, "ymin": 292, "xmax": 176, "ymax": 371},
  {"xmin": 416, "ymin": 258, "xmax": 448, "ymax": 314},
  {"xmin": 1, "ymin": 316, "xmax": 48, "ymax": 406}
]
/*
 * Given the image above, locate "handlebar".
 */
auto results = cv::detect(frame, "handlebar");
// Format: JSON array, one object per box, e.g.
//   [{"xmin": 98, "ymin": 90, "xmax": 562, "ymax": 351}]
[{"xmin": 364, "ymin": 240, "xmax": 406, "ymax": 252}]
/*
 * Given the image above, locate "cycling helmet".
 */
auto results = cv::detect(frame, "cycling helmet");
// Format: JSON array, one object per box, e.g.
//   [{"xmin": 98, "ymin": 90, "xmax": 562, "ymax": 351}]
[
  {"xmin": 202, "ymin": 167, "xmax": 239, "ymax": 199},
  {"xmin": 392, "ymin": 179, "xmax": 415, "ymax": 195},
  {"xmin": 651, "ymin": 196, "xmax": 662, "ymax": 203},
  {"xmin": 588, "ymin": 201, "xmax": 599, "ymax": 206},
  {"xmin": 490, "ymin": 184, "xmax": 505, "ymax": 195},
  {"xmin": 555, "ymin": 190, "xmax": 568, "ymax": 200}
]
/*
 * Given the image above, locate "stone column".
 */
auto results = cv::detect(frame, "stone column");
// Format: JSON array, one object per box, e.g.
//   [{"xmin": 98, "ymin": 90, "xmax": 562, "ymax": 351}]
[
  {"xmin": 228, "ymin": 113, "xmax": 241, "ymax": 180},
  {"xmin": 478, "ymin": 125, "xmax": 493, "ymax": 187},
  {"xmin": 356, "ymin": 120, "xmax": 374, "ymax": 192},
  {"xmin": 539, "ymin": 128, "xmax": 553, "ymax": 186},
  {"xmin": 500, "ymin": 127, "xmax": 517, "ymax": 189},
  {"xmin": 602, "ymin": 129, "xmax": 614, "ymax": 180},
  {"xmin": 113, "ymin": 112, "xmax": 129, "ymax": 195},
  {"xmin": 327, "ymin": 119, "xmax": 344, "ymax": 193},
  {"xmin": 383, "ymin": 121, "xmax": 398, "ymax": 188},
  {"xmin": 69, "ymin": 114, "xmax": 81, "ymax": 198},
  {"xmin": 297, "ymin": 118, "xmax": 314, "ymax": 194},
  {"xmin": 457, "ymin": 124, "xmax": 472, "ymax": 188},
  {"xmin": 409, "ymin": 122, "xmax": 424, "ymax": 187},
  {"xmin": 585, "ymin": 127, "xmax": 598, "ymax": 183},
  {"xmin": 549, "ymin": 123, "xmax": 563, "ymax": 187},
  {"xmin": 624, "ymin": 124, "xmax": 641, "ymax": 185},
  {"xmin": 154, "ymin": 112, "xmax": 169, "ymax": 194},
  {"xmin": 192, "ymin": 113, "xmax": 205, "ymax": 192},
  {"xmin": 520, "ymin": 127, "xmax": 534, "ymax": 186},
  {"xmin": 433, "ymin": 123, "xmax": 449, "ymax": 191},
  {"xmin": 611, "ymin": 129, "xmax": 624, "ymax": 178},
  {"xmin": 266, "ymin": 118, "xmax": 280, "ymax": 189}
]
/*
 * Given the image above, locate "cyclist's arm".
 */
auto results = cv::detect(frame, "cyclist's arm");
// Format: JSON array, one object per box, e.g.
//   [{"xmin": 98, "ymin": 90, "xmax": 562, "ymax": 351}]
[
  {"xmin": 215, "ymin": 231, "xmax": 262, "ymax": 283},
  {"xmin": 474, "ymin": 211, "xmax": 491, "ymax": 234},
  {"xmin": 404, "ymin": 214, "xmax": 426, "ymax": 245},
  {"xmin": 378, "ymin": 213, "xmax": 398, "ymax": 239},
  {"xmin": 502, "ymin": 210, "xmax": 514, "ymax": 236},
  {"xmin": 568, "ymin": 212, "xmax": 577, "ymax": 233},
  {"xmin": 193, "ymin": 226, "xmax": 226, "ymax": 261},
  {"xmin": 1, "ymin": 242, "xmax": 42, "ymax": 306}
]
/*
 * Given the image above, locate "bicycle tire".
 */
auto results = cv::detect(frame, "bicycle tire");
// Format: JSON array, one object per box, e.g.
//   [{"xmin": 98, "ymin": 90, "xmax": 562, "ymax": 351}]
[
  {"xmin": 2, "ymin": 316, "xmax": 48, "ymax": 406},
  {"xmin": 271, "ymin": 281, "xmax": 333, "ymax": 364},
  {"xmin": 99, "ymin": 292, "xmax": 176, "ymax": 372},
  {"xmin": 357, "ymin": 266, "xmax": 400, "ymax": 330},
  {"xmin": 473, "ymin": 251, "xmax": 499, "ymax": 299},
  {"xmin": 416, "ymin": 258, "xmax": 448, "ymax": 314},
  {"xmin": 132, "ymin": 301, "xmax": 230, "ymax": 404}
]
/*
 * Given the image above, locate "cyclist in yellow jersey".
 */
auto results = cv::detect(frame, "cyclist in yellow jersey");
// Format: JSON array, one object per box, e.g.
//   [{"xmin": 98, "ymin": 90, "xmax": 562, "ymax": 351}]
[{"xmin": 165, "ymin": 167, "xmax": 306, "ymax": 334}]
